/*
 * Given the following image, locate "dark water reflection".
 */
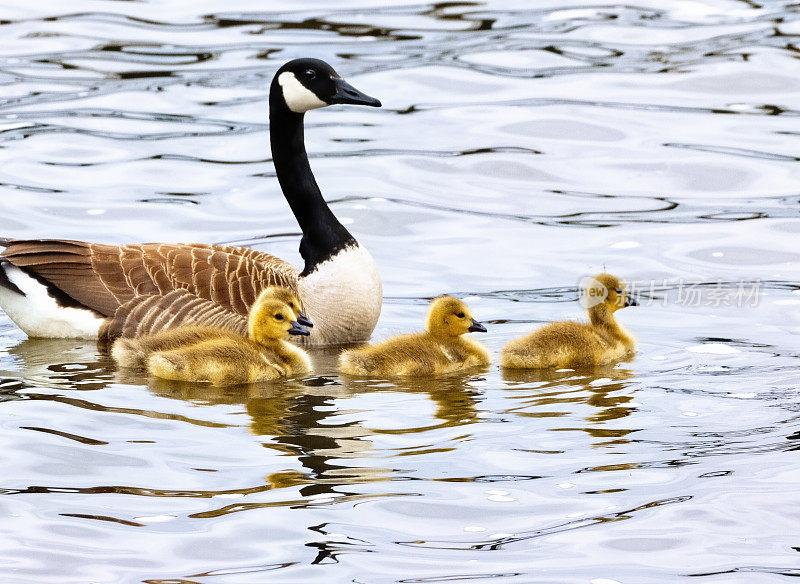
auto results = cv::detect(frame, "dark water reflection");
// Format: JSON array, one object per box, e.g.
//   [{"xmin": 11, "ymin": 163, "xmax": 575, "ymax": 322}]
[{"xmin": 2, "ymin": 0, "xmax": 800, "ymax": 582}]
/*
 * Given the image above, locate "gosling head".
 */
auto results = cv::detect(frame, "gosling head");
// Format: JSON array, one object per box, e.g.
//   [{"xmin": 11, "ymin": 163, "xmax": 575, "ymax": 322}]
[
  {"xmin": 257, "ymin": 287, "xmax": 313, "ymax": 328},
  {"xmin": 271, "ymin": 58, "xmax": 382, "ymax": 114},
  {"xmin": 247, "ymin": 297, "xmax": 310, "ymax": 345},
  {"xmin": 581, "ymin": 273, "xmax": 638, "ymax": 316},
  {"xmin": 425, "ymin": 296, "xmax": 487, "ymax": 338}
]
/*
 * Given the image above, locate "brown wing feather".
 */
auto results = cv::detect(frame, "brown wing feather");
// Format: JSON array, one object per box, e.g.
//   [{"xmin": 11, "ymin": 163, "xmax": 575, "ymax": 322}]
[
  {"xmin": 2, "ymin": 239, "xmax": 299, "ymax": 329},
  {"xmin": 1, "ymin": 240, "xmax": 123, "ymax": 314},
  {"xmin": 98, "ymin": 289, "xmax": 248, "ymax": 346}
]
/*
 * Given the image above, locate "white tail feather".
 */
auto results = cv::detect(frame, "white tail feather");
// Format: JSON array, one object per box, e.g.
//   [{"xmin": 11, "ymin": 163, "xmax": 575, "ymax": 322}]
[{"xmin": 0, "ymin": 264, "xmax": 103, "ymax": 339}]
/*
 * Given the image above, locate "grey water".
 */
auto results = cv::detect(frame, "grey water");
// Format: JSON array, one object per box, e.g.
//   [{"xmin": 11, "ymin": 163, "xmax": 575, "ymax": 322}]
[{"xmin": 0, "ymin": 0, "xmax": 799, "ymax": 582}]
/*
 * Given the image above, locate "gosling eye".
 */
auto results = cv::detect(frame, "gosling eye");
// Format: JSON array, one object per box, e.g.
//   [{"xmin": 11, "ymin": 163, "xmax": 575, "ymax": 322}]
[
  {"xmin": 275, "ymin": 313, "xmax": 285, "ymax": 321},
  {"xmin": 615, "ymin": 288, "xmax": 623, "ymax": 294},
  {"xmin": 305, "ymin": 69, "xmax": 316, "ymax": 80},
  {"xmin": 456, "ymin": 312, "xmax": 465, "ymax": 319}
]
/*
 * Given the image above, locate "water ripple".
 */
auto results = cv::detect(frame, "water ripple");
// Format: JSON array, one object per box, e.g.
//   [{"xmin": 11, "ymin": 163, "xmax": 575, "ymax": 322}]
[{"xmin": 2, "ymin": 1, "xmax": 800, "ymax": 582}]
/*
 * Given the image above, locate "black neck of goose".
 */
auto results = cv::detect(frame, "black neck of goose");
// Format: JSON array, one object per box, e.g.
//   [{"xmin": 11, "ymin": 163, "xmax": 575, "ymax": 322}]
[{"xmin": 269, "ymin": 94, "xmax": 356, "ymax": 275}]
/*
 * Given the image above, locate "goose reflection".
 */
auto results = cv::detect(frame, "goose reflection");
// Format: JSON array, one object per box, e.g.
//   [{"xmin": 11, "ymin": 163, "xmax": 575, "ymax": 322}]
[{"xmin": 3, "ymin": 338, "xmax": 114, "ymax": 391}]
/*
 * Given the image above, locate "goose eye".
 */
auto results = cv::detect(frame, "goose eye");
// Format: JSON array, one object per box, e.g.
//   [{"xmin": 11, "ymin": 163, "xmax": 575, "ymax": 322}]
[
  {"xmin": 275, "ymin": 313, "xmax": 285, "ymax": 321},
  {"xmin": 305, "ymin": 69, "xmax": 316, "ymax": 80},
  {"xmin": 456, "ymin": 312, "xmax": 465, "ymax": 318}
]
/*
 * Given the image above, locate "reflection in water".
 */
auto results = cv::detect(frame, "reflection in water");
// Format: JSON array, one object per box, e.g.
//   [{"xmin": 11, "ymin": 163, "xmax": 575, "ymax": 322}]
[
  {"xmin": 3, "ymin": 336, "xmax": 489, "ymax": 501},
  {"xmin": 5, "ymin": 339, "xmax": 114, "ymax": 391},
  {"xmin": 149, "ymin": 356, "xmax": 487, "ymax": 496},
  {"xmin": 149, "ymin": 373, "xmax": 390, "ymax": 497},
  {"xmin": 503, "ymin": 366, "xmax": 638, "ymax": 447},
  {"xmin": 342, "ymin": 374, "xmax": 483, "ymax": 430}
]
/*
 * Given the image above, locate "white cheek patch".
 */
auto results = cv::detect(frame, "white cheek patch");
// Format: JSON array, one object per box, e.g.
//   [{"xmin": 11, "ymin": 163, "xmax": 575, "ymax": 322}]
[{"xmin": 278, "ymin": 72, "xmax": 327, "ymax": 113}]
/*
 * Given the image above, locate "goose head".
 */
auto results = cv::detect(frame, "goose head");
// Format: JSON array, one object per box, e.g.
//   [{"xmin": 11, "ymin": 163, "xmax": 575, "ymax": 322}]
[
  {"xmin": 426, "ymin": 296, "xmax": 487, "ymax": 338},
  {"xmin": 248, "ymin": 297, "xmax": 311, "ymax": 345},
  {"xmin": 271, "ymin": 58, "xmax": 381, "ymax": 114},
  {"xmin": 581, "ymin": 273, "xmax": 638, "ymax": 316},
  {"xmin": 256, "ymin": 286, "xmax": 313, "ymax": 328}
]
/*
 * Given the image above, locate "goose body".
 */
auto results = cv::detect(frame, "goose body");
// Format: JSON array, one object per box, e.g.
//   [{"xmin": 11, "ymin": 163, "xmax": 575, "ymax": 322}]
[
  {"xmin": 339, "ymin": 296, "xmax": 490, "ymax": 377},
  {"xmin": 0, "ymin": 58, "xmax": 382, "ymax": 346},
  {"xmin": 112, "ymin": 288, "xmax": 311, "ymax": 385},
  {"xmin": 501, "ymin": 274, "xmax": 637, "ymax": 369}
]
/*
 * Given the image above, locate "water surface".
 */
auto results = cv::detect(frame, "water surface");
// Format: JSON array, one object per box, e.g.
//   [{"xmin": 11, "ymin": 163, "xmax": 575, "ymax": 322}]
[{"xmin": 1, "ymin": 1, "xmax": 799, "ymax": 583}]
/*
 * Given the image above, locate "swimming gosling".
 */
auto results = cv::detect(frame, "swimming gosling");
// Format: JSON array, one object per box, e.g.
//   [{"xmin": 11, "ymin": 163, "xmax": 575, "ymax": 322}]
[
  {"xmin": 112, "ymin": 288, "xmax": 311, "ymax": 385},
  {"xmin": 111, "ymin": 286, "xmax": 310, "ymax": 369},
  {"xmin": 501, "ymin": 274, "xmax": 638, "ymax": 370},
  {"xmin": 339, "ymin": 296, "xmax": 490, "ymax": 376}
]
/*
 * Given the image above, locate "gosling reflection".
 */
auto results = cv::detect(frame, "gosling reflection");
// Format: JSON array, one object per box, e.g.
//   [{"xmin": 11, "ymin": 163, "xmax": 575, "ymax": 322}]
[
  {"xmin": 148, "ymin": 357, "xmax": 484, "ymax": 493},
  {"xmin": 502, "ymin": 366, "xmax": 637, "ymax": 447},
  {"xmin": 421, "ymin": 376, "xmax": 481, "ymax": 427},
  {"xmin": 147, "ymin": 373, "xmax": 386, "ymax": 494},
  {"xmin": 341, "ymin": 374, "xmax": 481, "ymax": 429},
  {"xmin": 6, "ymin": 336, "xmax": 486, "ymax": 496}
]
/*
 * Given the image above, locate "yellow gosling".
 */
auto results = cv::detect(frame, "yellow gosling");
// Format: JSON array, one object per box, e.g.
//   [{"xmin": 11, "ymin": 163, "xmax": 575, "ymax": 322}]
[
  {"xmin": 501, "ymin": 273, "xmax": 638, "ymax": 370},
  {"xmin": 147, "ymin": 297, "xmax": 310, "ymax": 385},
  {"xmin": 111, "ymin": 287, "xmax": 310, "ymax": 369},
  {"xmin": 112, "ymin": 289, "xmax": 311, "ymax": 385},
  {"xmin": 259, "ymin": 286, "xmax": 313, "ymax": 329},
  {"xmin": 339, "ymin": 296, "xmax": 490, "ymax": 377}
]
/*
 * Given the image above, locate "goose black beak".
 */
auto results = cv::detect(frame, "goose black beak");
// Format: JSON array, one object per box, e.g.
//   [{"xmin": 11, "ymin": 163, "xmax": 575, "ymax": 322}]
[
  {"xmin": 288, "ymin": 321, "xmax": 311, "ymax": 336},
  {"xmin": 330, "ymin": 78, "xmax": 381, "ymax": 107},
  {"xmin": 468, "ymin": 319, "xmax": 487, "ymax": 333},
  {"xmin": 296, "ymin": 312, "xmax": 314, "ymax": 328},
  {"xmin": 625, "ymin": 296, "xmax": 639, "ymax": 307}
]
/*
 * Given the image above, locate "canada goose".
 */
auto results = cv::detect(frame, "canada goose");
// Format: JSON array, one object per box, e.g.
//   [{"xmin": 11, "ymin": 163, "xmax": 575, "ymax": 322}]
[
  {"xmin": 339, "ymin": 296, "xmax": 490, "ymax": 376},
  {"xmin": 0, "ymin": 58, "xmax": 382, "ymax": 346},
  {"xmin": 112, "ymin": 289, "xmax": 311, "ymax": 385},
  {"xmin": 500, "ymin": 273, "xmax": 637, "ymax": 370}
]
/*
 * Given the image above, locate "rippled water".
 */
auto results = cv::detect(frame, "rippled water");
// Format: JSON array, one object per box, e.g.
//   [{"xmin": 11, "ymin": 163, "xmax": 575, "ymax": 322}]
[{"xmin": 1, "ymin": 1, "xmax": 800, "ymax": 582}]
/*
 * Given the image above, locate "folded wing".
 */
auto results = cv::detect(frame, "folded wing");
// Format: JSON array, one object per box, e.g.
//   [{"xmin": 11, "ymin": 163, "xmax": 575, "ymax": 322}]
[{"xmin": 2, "ymin": 239, "xmax": 299, "ymax": 337}]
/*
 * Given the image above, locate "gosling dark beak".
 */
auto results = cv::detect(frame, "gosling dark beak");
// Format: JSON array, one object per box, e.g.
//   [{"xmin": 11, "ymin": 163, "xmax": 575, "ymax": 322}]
[
  {"xmin": 625, "ymin": 296, "xmax": 639, "ymax": 307},
  {"xmin": 330, "ymin": 78, "xmax": 381, "ymax": 107},
  {"xmin": 288, "ymin": 321, "xmax": 311, "ymax": 336},
  {"xmin": 467, "ymin": 319, "xmax": 487, "ymax": 333},
  {"xmin": 296, "ymin": 312, "xmax": 314, "ymax": 328}
]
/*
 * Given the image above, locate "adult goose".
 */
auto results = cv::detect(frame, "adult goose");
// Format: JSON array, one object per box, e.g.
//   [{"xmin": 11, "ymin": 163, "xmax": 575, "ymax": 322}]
[{"xmin": 0, "ymin": 58, "xmax": 383, "ymax": 346}]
